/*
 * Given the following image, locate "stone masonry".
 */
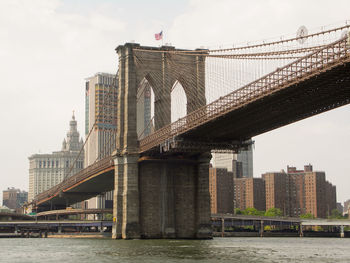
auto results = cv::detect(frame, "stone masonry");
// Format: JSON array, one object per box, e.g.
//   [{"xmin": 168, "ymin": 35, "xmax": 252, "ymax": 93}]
[{"xmin": 112, "ymin": 43, "xmax": 211, "ymax": 239}]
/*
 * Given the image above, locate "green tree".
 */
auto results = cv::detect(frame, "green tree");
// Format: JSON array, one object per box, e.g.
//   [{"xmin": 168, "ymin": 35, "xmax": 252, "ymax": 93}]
[
  {"xmin": 264, "ymin": 208, "xmax": 283, "ymax": 217},
  {"xmin": 329, "ymin": 209, "xmax": 344, "ymax": 219},
  {"xmin": 244, "ymin": 207, "xmax": 259, "ymax": 215},
  {"xmin": 300, "ymin": 213, "xmax": 315, "ymax": 219},
  {"xmin": 243, "ymin": 207, "xmax": 265, "ymax": 216},
  {"xmin": 105, "ymin": 213, "xmax": 113, "ymax": 220},
  {"xmin": 234, "ymin": 208, "xmax": 242, "ymax": 215}
]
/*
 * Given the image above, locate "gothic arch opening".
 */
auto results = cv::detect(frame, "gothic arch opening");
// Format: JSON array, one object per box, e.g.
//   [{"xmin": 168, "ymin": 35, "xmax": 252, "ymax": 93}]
[
  {"xmin": 171, "ymin": 80, "xmax": 187, "ymax": 123},
  {"xmin": 137, "ymin": 78, "xmax": 155, "ymax": 140}
]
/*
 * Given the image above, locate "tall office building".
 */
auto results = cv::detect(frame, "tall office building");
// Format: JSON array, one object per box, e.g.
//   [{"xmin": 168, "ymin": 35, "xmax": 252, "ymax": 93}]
[
  {"xmin": 237, "ymin": 144, "xmax": 253, "ymax": 178},
  {"xmin": 85, "ymin": 73, "xmax": 117, "ymax": 164},
  {"xmin": 211, "ymin": 144, "xmax": 253, "ymax": 178},
  {"xmin": 211, "ymin": 152, "xmax": 236, "ymax": 172},
  {"xmin": 2, "ymin": 188, "xmax": 28, "ymax": 210},
  {"xmin": 85, "ymin": 73, "xmax": 117, "ymax": 209},
  {"xmin": 28, "ymin": 114, "xmax": 84, "ymax": 202}
]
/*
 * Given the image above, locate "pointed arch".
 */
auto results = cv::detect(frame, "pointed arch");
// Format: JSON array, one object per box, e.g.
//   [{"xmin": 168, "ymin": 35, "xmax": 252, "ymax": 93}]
[
  {"xmin": 171, "ymin": 80, "xmax": 187, "ymax": 123},
  {"xmin": 137, "ymin": 77, "xmax": 155, "ymax": 139}
]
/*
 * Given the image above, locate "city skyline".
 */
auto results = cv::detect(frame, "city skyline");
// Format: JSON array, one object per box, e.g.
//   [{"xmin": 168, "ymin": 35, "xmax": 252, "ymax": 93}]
[{"xmin": 0, "ymin": 0, "xmax": 349, "ymax": 203}]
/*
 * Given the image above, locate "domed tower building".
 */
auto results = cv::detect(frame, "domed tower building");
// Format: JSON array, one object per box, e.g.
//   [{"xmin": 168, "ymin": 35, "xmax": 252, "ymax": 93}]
[{"xmin": 28, "ymin": 113, "xmax": 84, "ymax": 202}]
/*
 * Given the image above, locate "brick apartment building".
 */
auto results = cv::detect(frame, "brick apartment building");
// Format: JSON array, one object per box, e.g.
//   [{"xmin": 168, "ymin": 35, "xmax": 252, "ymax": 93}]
[
  {"xmin": 209, "ymin": 167, "xmax": 234, "ymax": 214},
  {"xmin": 262, "ymin": 164, "xmax": 336, "ymax": 218},
  {"xmin": 233, "ymin": 178, "xmax": 265, "ymax": 211}
]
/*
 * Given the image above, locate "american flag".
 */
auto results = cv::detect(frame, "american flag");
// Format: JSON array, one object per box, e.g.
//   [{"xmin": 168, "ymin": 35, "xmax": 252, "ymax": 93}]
[{"xmin": 155, "ymin": 31, "xmax": 163, "ymax": 41}]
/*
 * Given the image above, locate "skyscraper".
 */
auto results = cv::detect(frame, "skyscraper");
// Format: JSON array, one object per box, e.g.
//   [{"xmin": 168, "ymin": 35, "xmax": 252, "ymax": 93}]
[
  {"xmin": 237, "ymin": 144, "xmax": 253, "ymax": 178},
  {"xmin": 85, "ymin": 73, "xmax": 117, "ymax": 164},
  {"xmin": 211, "ymin": 143, "xmax": 253, "ymax": 178},
  {"xmin": 28, "ymin": 114, "xmax": 84, "ymax": 202},
  {"xmin": 85, "ymin": 73, "xmax": 117, "ymax": 209}
]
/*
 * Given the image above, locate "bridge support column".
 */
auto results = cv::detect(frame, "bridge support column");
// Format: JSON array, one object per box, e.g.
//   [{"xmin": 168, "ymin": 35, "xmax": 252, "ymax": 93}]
[
  {"xmin": 340, "ymin": 225, "xmax": 344, "ymax": 238},
  {"xmin": 299, "ymin": 224, "xmax": 303, "ymax": 237},
  {"xmin": 196, "ymin": 153, "xmax": 212, "ymax": 239},
  {"xmin": 138, "ymin": 153, "xmax": 212, "ymax": 239},
  {"xmin": 259, "ymin": 220, "xmax": 264, "ymax": 237},
  {"xmin": 112, "ymin": 156, "xmax": 124, "ymax": 239},
  {"xmin": 221, "ymin": 218, "xmax": 225, "ymax": 237},
  {"xmin": 121, "ymin": 154, "xmax": 140, "ymax": 239}
]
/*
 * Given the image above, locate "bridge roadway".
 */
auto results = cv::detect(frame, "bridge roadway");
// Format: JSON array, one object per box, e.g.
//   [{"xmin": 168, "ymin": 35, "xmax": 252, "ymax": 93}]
[
  {"xmin": 36, "ymin": 208, "xmax": 113, "ymax": 218},
  {"xmin": 1, "ymin": 215, "xmax": 349, "ymax": 233},
  {"xmin": 33, "ymin": 157, "xmax": 115, "ymax": 211},
  {"xmin": 0, "ymin": 212, "xmax": 33, "ymax": 221},
  {"xmin": 33, "ymin": 37, "xmax": 350, "ymax": 212},
  {"xmin": 0, "ymin": 220, "xmax": 112, "ymax": 235},
  {"xmin": 211, "ymin": 214, "xmax": 350, "ymax": 226}
]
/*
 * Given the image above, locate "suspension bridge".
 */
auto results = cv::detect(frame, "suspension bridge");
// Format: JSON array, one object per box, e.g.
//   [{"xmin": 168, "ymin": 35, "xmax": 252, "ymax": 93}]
[{"xmin": 32, "ymin": 24, "xmax": 350, "ymax": 239}]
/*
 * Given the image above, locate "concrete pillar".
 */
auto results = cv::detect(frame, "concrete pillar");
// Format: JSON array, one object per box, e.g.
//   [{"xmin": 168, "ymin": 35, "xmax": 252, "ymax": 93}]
[
  {"xmin": 221, "ymin": 218, "xmax": 225, "ymax": 237},
  {"xmin": 58, "ymin": 226, "xmax": 62, "ymax": 234},
  {"xmin": 112, "ymin": 156, "xmax": 124, "ymax": 239},
  {"xmin": 122, "ymin": 44, "xmax": 138, "ymax": 153},
  {"xmin": 122, "ymin": 155, "xmax": 140, "ymax": 239},
  {"xmin": 196, "ymin": 153, "xmax": 212, "ymax": 239},
  {"xmin": 138, "ymin": 155, "xmax": 213, "ymax": 239},
  {"xmin": 259, "ymin": 220, "xmax": 264, "ymax": 237},
  {"xmin": 115, "ymin": 43, "xmax": 141, "ymax": 239},
  {"xmin": 115, "ymin": 45, "xmax": 126, "ymax": 151},
  {"xmin": 163, "ymin": 163, "xmax": 176, "ymax": 238},
  {"xmin": 154, "ymin": 52, "xmax": 171, "ymax": 130},
  {"xmin": 340, "ymin": 225, "xmax": 344, "ymax": 238},
  {"xmin": 195, "ymin": 53, "xmax": 207, "ymax": 109},
  {"xmin": 299, "ymin": 224, "xmax": 303, "ymax": 237}
]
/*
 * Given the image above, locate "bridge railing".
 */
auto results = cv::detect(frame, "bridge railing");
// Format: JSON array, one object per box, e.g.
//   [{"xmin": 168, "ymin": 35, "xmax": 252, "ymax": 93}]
[
  {"xmin": 140, "ymin": 37, "xmax": 350, "ymax": 152},
  {"xmin": 34, "ymin": 156, "xmax": 114, "ymax": 204}
]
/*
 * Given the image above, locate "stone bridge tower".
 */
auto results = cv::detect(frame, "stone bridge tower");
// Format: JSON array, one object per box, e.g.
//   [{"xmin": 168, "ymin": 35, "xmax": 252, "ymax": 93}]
[{"xmin": 112, "ymin": 43, "xmax": 211, "ymax": 239}]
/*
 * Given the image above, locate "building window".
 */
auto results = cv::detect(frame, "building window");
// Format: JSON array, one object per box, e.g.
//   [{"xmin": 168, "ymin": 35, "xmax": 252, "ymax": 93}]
[
  {"xmin": 66, "ymin": 161, "xmax": 69, "ymax": 168},
  {"xmin": 56, "ymin": 161, "xmax": 59, "ymax": 168},
  {"xmin": 39, "ymin": 161, "xmax": 42, "ymax": 168},
  {"xmin": 52, "ymin": 160, "xmax": 54, "ymax": 168},
  {"xmin": 43, "ymin": 161, "xmax": 46, "ymax": 168}
]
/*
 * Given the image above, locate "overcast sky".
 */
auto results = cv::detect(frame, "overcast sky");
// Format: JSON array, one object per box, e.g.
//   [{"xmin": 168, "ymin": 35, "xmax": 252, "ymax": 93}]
[{"xmin": 0, "ymin": 0, "xmax": 349, "ymax": 204}]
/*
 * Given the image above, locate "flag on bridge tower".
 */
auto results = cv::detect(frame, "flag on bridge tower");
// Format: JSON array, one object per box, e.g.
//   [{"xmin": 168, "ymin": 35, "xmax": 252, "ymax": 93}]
[{"xmin": 155, "ymin": 31, "xmax": 163, "ymax": 41}]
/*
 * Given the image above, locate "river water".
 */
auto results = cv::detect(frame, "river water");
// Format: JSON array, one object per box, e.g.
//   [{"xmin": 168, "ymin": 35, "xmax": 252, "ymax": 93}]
[{"xmin": 0, "ymin": 237, "xmax": 349, "ymax": 262}]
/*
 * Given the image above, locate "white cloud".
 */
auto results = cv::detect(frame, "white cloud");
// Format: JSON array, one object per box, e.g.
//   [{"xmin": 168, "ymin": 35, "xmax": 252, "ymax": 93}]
[{"xmin": 0, "ymin": 0, "xmax": 126, "ymax": 196}]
